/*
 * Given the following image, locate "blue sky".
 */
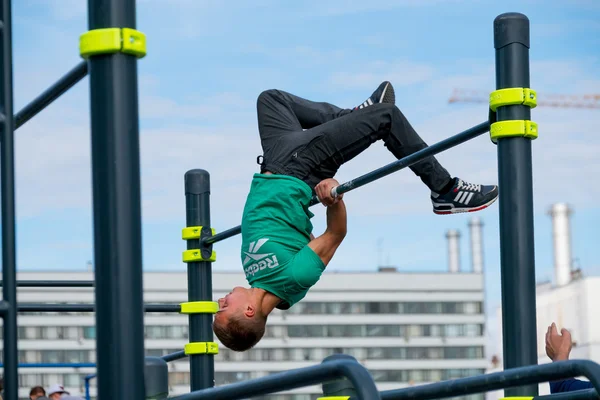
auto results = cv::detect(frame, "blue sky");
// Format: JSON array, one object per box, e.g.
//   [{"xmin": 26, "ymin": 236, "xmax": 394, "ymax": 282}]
[{"xmin": 10, "ymin": 0, "xmax": 600, "ymax": 352}]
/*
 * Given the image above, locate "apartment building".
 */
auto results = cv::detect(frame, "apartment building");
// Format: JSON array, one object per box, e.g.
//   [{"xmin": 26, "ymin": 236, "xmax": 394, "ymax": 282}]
[{"xmin": 4, "ymin": 218, "xmax": 488, "ymax": 400}]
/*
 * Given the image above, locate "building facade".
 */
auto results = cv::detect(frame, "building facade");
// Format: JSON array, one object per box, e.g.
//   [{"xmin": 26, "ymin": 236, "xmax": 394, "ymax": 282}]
[
  {"xmin": 1, "ymin": 217, "xmax": 488, "ymax": 399},
  {"xmin": 3, "ymin": 266, "xmax": 486, "ymax": 400}
]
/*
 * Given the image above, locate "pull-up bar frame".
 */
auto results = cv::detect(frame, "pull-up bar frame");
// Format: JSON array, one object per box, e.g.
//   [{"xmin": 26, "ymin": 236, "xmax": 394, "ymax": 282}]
[{"xmin": 1, "ymin": 2, "xmax": 546, "ymax": 399}]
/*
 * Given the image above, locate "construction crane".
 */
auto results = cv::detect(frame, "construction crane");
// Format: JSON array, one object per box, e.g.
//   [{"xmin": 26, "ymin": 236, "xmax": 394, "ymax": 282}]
[{"xmin": 448, "ymin": 88, "xmax": 600, "ymax": 109}]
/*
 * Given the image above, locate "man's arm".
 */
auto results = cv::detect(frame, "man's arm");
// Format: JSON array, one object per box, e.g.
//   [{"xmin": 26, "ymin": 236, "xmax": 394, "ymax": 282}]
[
  {"xmin": 545, "ymin": 323, "xmax": 594, "ymax": 393},
  {"xmin": 308, "ymin": 199, "xmax": 347, "ymax": 266},
  {"xmin": 550, "ymin": 379, "xmax": 594, "ymax": 394}
]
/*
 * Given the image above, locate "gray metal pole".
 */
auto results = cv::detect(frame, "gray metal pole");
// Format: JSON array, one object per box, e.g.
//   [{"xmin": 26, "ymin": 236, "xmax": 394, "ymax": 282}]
[
  {"xmin": 0, "ymin": 0, "xmax": 19, "ymax": 398},
  {"xmin": 144, "ymin": 357, "xmax": 169, "ymax": 400},
  {"xmin": 87, "ymin": 0, "xmax": 146, "ymax": 399},
  {"xmin": 185, "ymin": 169, "xmax": 215, "ymax": 390},
  {"xmin": 493, "ymin": 12, "xmax": 538, "ymax": 397},
  {"xmin": 321, "ymin": 354, "xmax": 360, "ymax": 398}
]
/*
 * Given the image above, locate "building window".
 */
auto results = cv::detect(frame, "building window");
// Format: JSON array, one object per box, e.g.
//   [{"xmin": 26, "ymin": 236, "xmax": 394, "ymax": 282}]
[
  {"xmin": 282, "ymin": 301, "xmax": 483, "ymax": 315},
  {"xmin": 83, "ymin": 326, "xmax": 96, "ymax": 339}
]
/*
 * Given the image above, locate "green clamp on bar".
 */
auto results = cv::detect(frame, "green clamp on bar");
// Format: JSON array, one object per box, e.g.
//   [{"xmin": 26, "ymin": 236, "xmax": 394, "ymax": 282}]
[
  {"xmin": 179, "ymin": 301, "xmax": 219, "ymax": 314},
  {"xmin": 184, "ymin": 342, "xmax": 219, "ymax": 355},
  {"xmin": 490, "ymin": 87, "xmax": 537, "ymax": 112},
  {"xmin": 181, "ymin": 225, "xmax": 217, "ymax": 262},
  {"xmin": 80, "ymin": 28, "xmax": 147, "ymax": 59},
  {"xmin": 490, "ymin": 120, "xmax": 538, "ymax": 143}
]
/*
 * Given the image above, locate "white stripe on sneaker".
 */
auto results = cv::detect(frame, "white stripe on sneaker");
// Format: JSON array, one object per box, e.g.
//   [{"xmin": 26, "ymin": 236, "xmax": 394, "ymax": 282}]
[
  {"xmin": 465, "ymin": 192, "xmax": 474, "ymax": 205},
  {"xmin": 460, "ymin": 191, "xmax": 470, "ymax": 203}
]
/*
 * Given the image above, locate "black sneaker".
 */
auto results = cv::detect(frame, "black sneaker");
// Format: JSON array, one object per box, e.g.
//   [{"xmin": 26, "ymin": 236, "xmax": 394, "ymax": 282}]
[
  {"xmin": 431, "ymin": 178, "xmax": 498, "ymax": 215},
  {"xmin": 355, "ymin": 81, "xmax": 395, "ymax": 110}
]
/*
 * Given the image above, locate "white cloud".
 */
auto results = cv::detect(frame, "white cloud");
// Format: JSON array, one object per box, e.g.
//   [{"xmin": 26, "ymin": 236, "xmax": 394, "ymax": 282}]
[
  {"xmin": 28, "ymin": 0, "xmax": 87, "ymax": 21},
  {"xmin": 13, "ymin": 55, "xmax": 600, "ymax": 229},
  {"xmin": 139, "ymin": 92, "xmax": 254, "ymax": 121},
  {"xmin": 330, "ymin": 60, "xmax": 437, "ymax": 89},
  {"xmin": 300, "ymin": 0, "xmax": 478, "ymax": 17}
]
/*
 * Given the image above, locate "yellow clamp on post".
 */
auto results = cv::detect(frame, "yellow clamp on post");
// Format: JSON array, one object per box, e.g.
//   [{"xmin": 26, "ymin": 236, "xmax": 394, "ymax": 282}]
[
  {"xmin": 182, "ymin": 226, "xmax": 216, "ymax": 240},
  {"xmin": 182, "ymin": 249, "xmax": 217, "ymax": 262},
  {"xmin": 490, "ymin": 120, "xmax": 538, "ymax": 143},
  {"xmin": 316, "ymin": 397, "xmax": 351, "ymax": 400},
  {"xmin": 489, "ymin": 87, "xmax": 537, "ymax": 112},
  {"xmin": 80, "ymin": 28, "xmax": 147, "ymax": 59},
  {"xmin": 499, "ymin": 397, "xmax": 534, "ymax": 400},
  {"xmin": 184, "ymin": 342, "xmax": 219, "ymax": 355},
  {"xmin": 182, "ymin": 226, "xmax": 217, "ymax": 262},
  {"xmin": 179, "ymin": 301, "xmax": 219, "ymax": 314}
]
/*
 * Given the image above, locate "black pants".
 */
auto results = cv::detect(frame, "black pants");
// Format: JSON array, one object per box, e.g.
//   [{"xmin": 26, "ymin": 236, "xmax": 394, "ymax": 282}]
[{"xmin": 256, "ymin": 89, "xmax": 452, "ymax": 192}]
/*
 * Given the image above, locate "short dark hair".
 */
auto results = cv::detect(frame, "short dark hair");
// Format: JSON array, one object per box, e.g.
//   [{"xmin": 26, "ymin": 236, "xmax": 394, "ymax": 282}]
[
  {"xmin": 30, "ymin": 385, "xmax": 45, "ymax": 396},
  {"xmin": 213, "ymin": 313, "xmax": 266, "ymax": 352}
]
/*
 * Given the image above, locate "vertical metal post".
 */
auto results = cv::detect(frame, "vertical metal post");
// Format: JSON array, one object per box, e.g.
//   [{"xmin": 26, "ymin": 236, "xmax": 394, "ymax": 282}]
[
  {"xmin": 0, "ymin": 0, "xmax": 18, "ymax": 399},
  {"xmin": 494, "ymin": 12, "xmax": 538, "ymax": 397},
  {"xmin": 321, "ymin": 354, "xmax": 359, "ymax": 398},
  {"xmin": 185, "ymin": 169, "xmax": 215, "ymax": 390},
  {"xmin": 87, "ymin": 0, "xmax": 146, "ymax": 399}
]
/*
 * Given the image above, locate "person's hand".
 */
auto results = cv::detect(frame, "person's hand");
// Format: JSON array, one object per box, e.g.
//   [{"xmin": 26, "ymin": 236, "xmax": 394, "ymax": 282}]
[
  {"xmin": 545, "ymin": 323, "xmax": 572, "ymax": 362},
  {"xmin": 315, "ymin": 178, "xmax": 342, "ymax": 206}
]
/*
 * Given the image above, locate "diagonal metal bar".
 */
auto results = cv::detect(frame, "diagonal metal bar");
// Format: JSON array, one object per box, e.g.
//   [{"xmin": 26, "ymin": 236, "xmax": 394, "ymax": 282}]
[{"xmin": 14, "ymin": 61, "xmax": 88, "ymax": 130}]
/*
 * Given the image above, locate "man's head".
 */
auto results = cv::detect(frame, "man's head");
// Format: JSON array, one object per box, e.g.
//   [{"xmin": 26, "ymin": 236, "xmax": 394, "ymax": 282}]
[
  {"xmin": 47, "ymin": 384, "xmax": 69, "ymax": 400},
  {"xmin": 213, "ymin": 286, "xmax": 267, "ymax": 352},
  {"xmin": 29, "ymin": 386, "xmax": 46, "ymax": 400}
]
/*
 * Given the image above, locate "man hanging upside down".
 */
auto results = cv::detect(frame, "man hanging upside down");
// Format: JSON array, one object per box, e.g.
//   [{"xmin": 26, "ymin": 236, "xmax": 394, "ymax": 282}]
[{"xmin": 213, "ymin": 81, "xmax": 498, "ymax": 352}]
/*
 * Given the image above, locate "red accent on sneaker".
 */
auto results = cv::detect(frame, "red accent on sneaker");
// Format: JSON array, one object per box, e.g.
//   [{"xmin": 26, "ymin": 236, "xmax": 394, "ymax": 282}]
[{"xmin": 468, "ymin": 204, "xmax": 489, "ymax": 212}]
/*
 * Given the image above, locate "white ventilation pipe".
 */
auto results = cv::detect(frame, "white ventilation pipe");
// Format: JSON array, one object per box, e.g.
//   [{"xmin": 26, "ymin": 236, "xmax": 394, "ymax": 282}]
[
  {"xmin": 468, "ymin": 217, "xmax": 484, "ymax": 273},
  {"xmin": 548, "ymin": 203, "xmax": 573, "ymax": 287},
  {"xmin": 446, "ymin": 229, "xmax": 461, "ymax": 273}
]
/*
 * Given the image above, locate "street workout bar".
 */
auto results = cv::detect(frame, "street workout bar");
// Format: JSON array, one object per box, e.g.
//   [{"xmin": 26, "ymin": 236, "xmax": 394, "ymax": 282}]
[
  {"xmin": 170, "ymin": 358, "xmax": 380, "ymax": 400},
  {"xmin": 17, "ymin": 304, "xmax": 180, "ymax": 313},
  {"xmin": 374, "ymin": 360, "xmax": 600, "ymax": 400},
  {"xmin": 201, "ymin": 120, "xmax": 490, "ymax": 246},
  {"xmin": 14, "ymin": 61, "xmax": 88, "ymax": 130},
  {"xmin": 536, "ymin": 389, "xmax": 598, "ymax": 400},
  {"xmin": 0, "ymin": 280, "xmax": 94, "ymax": 287},
  {"xmin": 1, "ymin": 0, "xmax": 19, "ymax": 399}
]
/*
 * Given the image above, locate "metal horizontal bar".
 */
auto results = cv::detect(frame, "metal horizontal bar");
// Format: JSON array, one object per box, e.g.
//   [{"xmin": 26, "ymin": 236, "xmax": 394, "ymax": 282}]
[
  {"xmin": 323, "ymin": 120, "xmax": 490, "ymax": 203},
  {"xmin": 202, "ymin": 225, "xmax": 241, "ymax": 245},
  {"xmin": 82, "ymin": 351, "xmax": 187, "ymax": 388},
  {"xmin": 170, "ymin": 359, "xmax": 380, "ymax": 400},
  {"xmin": 0, "ymin": 280, "xmax": 94, "ymax": 287},
  {"xmin": 14, "ymin": 61, "xmax": 88, "ymax": 130},
  {"xmin": 83, "ymin": 351, "xmax": 187, "ymax": 384},
  {"xmin": 162, "ymin": 350, "xmax": 187, "ymax": 362},
  {"xmin": 202, "ymin": 121, "xmax": 489, "ymax": 246},
  {"xmin": 536, "ymin": 388, "xmax": 598, "ymax": 399},
  {"xmin": 0, "ymin": 363, "xmax": 95, "ymax": 368},
  {"xmin": 18, "ymin": 303, "xmax": 180, "ymax": 313},
  {"xmin": 376, "ymin": 359, "xmax": 600, "ymax": 400}
]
